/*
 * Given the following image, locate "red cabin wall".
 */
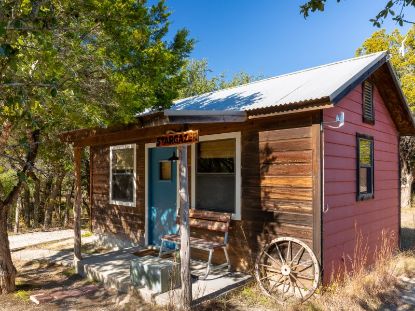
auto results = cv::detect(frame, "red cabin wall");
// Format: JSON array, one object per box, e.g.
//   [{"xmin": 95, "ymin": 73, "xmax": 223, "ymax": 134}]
[{"xmin": 323, "ymin": 83, "xmax": 399, "ymax": 283}]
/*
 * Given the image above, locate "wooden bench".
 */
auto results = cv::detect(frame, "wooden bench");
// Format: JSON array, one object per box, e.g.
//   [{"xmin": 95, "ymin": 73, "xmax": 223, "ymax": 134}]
[{"xmin": 159, "ymin": 209, "xmax": 231, "ymax": 279}]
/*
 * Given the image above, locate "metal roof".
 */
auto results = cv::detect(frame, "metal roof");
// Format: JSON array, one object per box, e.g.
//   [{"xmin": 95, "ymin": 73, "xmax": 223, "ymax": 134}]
[{"xmin": 172, "ymin": 51, "xmax": 388, "ymax": 113}]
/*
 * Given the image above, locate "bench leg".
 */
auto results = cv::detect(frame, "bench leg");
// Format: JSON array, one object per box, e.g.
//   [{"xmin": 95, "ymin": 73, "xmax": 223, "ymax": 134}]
[
  {"xmin": 223, "ymin": 247, "xmax": 231, "ymax": 272},
  {"xmin": 201, "ymin": 249, "xmax": 213, "ymax": 280},
  {"xmin": 158, "ymin": 240, "xmax": 165, "ymax": 257}
]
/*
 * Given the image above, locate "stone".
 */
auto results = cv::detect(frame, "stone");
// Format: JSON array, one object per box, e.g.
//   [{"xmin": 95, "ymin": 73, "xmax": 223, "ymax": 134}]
[
  {"xmin": 130, "ymin": 255, "xmax": 181, "ymax": 294},
  {"xmin": 30, "ymin": 293, "xmax": 54, "ymax": 304}
]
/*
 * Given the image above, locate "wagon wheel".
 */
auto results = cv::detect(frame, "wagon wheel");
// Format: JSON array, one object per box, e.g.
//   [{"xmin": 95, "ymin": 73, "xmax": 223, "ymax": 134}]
[{"xmin": 255, "ymin": 237, "xmax": 320, "ymax": 304}]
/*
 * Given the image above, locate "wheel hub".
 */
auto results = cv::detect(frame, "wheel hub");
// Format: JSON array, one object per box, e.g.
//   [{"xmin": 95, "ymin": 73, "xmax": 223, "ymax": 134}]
[{"xmin": 281, "ymin": 264, "xmax": 291, "ymax": 276}]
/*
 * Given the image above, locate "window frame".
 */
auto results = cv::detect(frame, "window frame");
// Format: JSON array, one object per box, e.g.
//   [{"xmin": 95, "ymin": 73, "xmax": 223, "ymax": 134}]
[
  {"xmin": 356, "ymin": 133, "xmax": 374, "ymax": 201},
  {"xmin": 362, "ymin": 80, "xmax": 375, "ymax": 125},
  {"xmin": 109, "ymin": 144, "xmax": 137, "ymax": 207},
  {"xmin": 191, "ymin": 132, "xmax": 241, "ymax": 220}
]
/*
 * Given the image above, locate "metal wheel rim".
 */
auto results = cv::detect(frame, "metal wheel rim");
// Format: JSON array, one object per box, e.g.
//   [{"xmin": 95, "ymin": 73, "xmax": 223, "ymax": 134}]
[{"xmin": 255, "ymin": 237, "xmax": 320, "ymax": 304}]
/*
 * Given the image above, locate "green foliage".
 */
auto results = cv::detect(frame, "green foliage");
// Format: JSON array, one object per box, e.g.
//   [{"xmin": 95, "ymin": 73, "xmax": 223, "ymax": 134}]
[
  {"xmin": 356, "ymin": 26, "xmax": 415, "ymax": 109},
  {"xmin": 178, "ymin": 59, "xmax": 261, "ymax": 99},
  {"xmin": 300, "ymin": 0, "xmax": 415, "ymax": 26},
  {"xmin": 0, "ymin": 0, "xmax": 194, "ymax": 201}
]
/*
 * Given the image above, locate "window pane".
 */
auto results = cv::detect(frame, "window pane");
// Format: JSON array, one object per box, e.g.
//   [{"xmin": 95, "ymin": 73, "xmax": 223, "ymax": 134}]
[
  {"xmin": 196, "ymin": 174, "xmax": 235, "ymax": 213},
  {"xmin": 359, "ymin": 167, "xmax": 368, "ymax": 193},
  {"xmin": 112, "ymin": 148, "xmax": 134, "ymax": 171},
  {"xmin": 111, "ymin": 146, "xmax": 135, "ymax": 203},
  {"xmin": 160, "ymin": 161, "xmax": 172, "ymax": 181},
  {"xmin": 197, "ymin": 139, "xmax": 235, "ymax": 173},
  {"xmin": 359, "ymin": 139, "xmax": 372, "ymax": 166},
  {"xmin": 196, "ymin": 138, "xmax": 236, "ymax": 213},
  {"xmin": 112, "ymin": 173, "xmax": 134, "ymax": 202}
]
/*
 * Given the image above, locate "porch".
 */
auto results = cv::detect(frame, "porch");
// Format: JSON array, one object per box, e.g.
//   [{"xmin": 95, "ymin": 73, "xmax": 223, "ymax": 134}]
[{"xmin": 78, "ymin": 246, "xmax": 252, "ymax": 306}]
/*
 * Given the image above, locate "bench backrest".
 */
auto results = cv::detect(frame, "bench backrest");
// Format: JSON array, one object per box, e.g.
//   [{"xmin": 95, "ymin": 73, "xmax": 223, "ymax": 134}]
[{"xmin": 176, "ymin": 209, "xmax": 232, "ymax": 243}]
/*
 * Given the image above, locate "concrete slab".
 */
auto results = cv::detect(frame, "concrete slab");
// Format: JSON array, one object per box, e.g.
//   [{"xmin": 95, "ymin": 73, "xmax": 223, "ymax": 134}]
[{"xmin": 81, "ymin": 247, "xmax": 141, "ymax": 293}]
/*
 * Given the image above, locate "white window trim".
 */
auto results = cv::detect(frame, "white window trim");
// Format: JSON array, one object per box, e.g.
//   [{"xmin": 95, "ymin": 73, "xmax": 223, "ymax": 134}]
[
  {"xmin": 109, "ymin": 144, "xmax": 137, "ymax": 207},
  {"xmin": 191, "ymin": 132, "xmax": 241, "ymax": 220}
]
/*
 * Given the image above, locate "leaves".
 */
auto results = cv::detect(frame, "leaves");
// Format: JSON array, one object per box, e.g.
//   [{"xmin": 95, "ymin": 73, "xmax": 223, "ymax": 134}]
[{"xmin": 300, "ymin": 0, "xmax": 414, "ymax": 26}]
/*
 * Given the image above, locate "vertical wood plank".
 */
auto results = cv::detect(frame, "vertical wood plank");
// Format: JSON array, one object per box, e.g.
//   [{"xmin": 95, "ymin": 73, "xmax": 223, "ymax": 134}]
[
  {"xmin": 312, "ymin": 113, "xmax": 322, "ymax": 265},
  {"xmin": 74, "ymin": 146, "xmax": 82, "ymax": 273},
  {"xmin": 179, "ymin": 145, "xmax": 191, "ymax": 310}
]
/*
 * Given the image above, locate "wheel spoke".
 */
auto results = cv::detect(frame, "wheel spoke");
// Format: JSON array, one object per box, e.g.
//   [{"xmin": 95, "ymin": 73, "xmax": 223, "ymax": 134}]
[
  {"xmin": 291, "ymin": 246, "xmax": 305, "ymax": 266},
  {"xmin": 294, "ymin": 262, "xmax": 314, "ymax": 273},
  {"xmin": 269, "ymin": 275, "xmax": 285, "ymax": 293},
  {"xmin": 291, "ymin": 275, "xmax": 305, "ymax": 299},
  {"xmin": 263, "ymin": 251, "xmax": 283, "ymax": 266},
  {"xmin": 296, "ymin": 273, "xmax": 315, "ymax": 281},
  {"xmin": 275, "ymin": 244, "xmax": 286, "ymax": 264},
  {"xmin": 286, "ymin": 240, "xmax": 292, "ymax": 262},
  {"xmin": 260, "ymin": 265, "xmax": 283, "ymax": 274}
]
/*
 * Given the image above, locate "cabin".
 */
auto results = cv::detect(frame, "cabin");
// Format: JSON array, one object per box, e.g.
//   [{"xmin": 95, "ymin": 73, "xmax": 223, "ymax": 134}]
[{"xmin": 61, "ymin": 51, "xmax": 415, "ymax": 284}]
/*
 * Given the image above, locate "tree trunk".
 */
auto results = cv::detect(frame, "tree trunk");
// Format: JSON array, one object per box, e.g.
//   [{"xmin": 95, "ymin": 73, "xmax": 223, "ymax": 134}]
[
  {"xmin": 0, "ymin": 128, "xmax": 39, "ymax": 294},
  {"xmin": 23, "ymin": 183, "xmax": 31, "ymax": 228},
  {"xmin": 32, "ymin": 175, "xmax": 40, "ymax": 228},
  {"xmin": 0, "ymin": 203, "xmax": 16, "ymax": 294},
  {"xmin": 179, "ymin": 145, "xmax": 191, "ymax": 310},
  {"xmin": 42, "ymin": 175, "xmax": 53, "ymax": 229},
  {"xmin": 401, "ymin": 161, "xmax": 413, "ymax": 208},
  {"xmin": 44, "ymin": 173, "xmax": 64, "ymax": 229},
  {"xmin": 14, "ymin": 198, "xmax": 21, "ymax": 234},
  {"xmin": 64, "ymin": 182, "xmax": 74, "ymax": 227}
]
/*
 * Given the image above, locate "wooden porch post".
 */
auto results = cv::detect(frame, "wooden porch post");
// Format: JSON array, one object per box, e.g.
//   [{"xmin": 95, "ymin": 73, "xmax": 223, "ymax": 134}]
[
  {"xmin": 73, "ymin": 146, "xmax": 82, "ymax": 273},
  {"xmin": 178, "ymin": 145, "xmax": 191, "ymax": 310}
]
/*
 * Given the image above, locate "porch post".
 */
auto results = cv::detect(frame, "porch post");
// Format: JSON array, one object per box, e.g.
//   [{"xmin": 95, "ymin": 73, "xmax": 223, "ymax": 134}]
[
  {"xmin": 73, "ymin": 146, "xmax": 82, "ymax": 273},
  {"xmin": 178, "ymin": 145, "xmax": 191, "ymax": 310}
]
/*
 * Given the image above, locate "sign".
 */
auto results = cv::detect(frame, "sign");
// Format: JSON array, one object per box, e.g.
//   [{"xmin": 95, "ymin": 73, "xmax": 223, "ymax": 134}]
[{"xmin": 156, "ymin": 130, "xmax": 199, "ymax": 147}]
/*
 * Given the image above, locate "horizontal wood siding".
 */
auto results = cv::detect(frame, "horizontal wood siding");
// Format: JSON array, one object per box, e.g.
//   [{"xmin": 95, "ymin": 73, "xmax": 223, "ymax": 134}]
[
  {"xmin": 91, "ymin": 111, "xmax": 321, "ymax": 271},
  {"xmin": 323, "ymin": 83, "xmax": 399, "ymax": 283}
]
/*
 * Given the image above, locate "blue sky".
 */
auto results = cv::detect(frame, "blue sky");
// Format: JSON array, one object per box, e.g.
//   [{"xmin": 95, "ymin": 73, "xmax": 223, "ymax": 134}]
[{"xmin": 165, "ymin": 0, "xmax": 414, "ymax": 79}]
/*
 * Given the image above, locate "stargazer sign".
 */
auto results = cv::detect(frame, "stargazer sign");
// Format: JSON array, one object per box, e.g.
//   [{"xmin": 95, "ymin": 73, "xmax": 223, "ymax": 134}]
[{"xmin": 156, "ymin": 130, "xmax": 199, "ymax": 147}]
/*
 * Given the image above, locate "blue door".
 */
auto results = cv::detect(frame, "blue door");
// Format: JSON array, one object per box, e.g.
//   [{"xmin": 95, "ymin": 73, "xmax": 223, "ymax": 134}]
[{"xmin": 148, "ymin": 147, "xmax": 178, "ymax": 246}]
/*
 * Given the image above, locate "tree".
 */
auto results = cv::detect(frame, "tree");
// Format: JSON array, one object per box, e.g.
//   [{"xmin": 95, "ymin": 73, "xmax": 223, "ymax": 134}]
[
  {"xmin": 0, "ymin": 0, "xmax": 193, "ymax": 294},
  {"xmin": 356, "ymin": 26, "xmax": 415, "ymax": 208},
  {"xmin": 178, "ymin": 59, "xmax": 260, "ymax": 98},
  {"xmin": 300, "ymin": 0, "xmax": 415, "ymax": 26}
]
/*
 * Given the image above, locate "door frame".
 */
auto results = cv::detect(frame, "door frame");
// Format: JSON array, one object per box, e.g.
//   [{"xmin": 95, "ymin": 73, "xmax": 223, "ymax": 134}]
[{"xmin": 144, "ymin": 143, "xmax": 180, "ymax": 246}]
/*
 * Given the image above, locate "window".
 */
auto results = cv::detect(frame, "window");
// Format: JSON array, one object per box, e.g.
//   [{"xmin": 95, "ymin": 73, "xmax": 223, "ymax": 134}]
[
  {"xmin": 357, "ymin": 134, "xmax": 374, "ymax": 201},
  {"xmin": 191, "ymin": 132, "xmax": 241, "ymax": 219},
  {"xmin": 362, "ymin": 81, "xmax": 375, "ymax": 124},
  {"xmin": 159, "ymin": 161, "xmax": 172, "ymax": 181},
  {"xmin": 110, "ymin": 144, "xmax": 136, "ymax": 206}
]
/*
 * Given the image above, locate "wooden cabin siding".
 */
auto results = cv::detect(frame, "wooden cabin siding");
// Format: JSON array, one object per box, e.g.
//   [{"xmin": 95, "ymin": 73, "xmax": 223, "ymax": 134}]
[
  {"xmin": 323, "ymin": 83, "xmax": 399, "ymax": 283},
  {"xmin": 90, "ymin": 111, "xmax": 322, "ymax": 271}
]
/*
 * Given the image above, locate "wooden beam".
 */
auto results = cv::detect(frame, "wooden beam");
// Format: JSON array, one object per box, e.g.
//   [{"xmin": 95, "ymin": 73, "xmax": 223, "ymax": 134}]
[
  {"xmin": 74, "ymin": 146, "xmax": 83, "ymax": 273},
  {"xmin": 178, "ymin": 145, "xmax": 192, "ymax": 310}
]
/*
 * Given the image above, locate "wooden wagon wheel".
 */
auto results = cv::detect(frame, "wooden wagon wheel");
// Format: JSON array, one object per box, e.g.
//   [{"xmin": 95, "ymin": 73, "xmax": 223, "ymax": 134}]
[{"xmin": 255, "ymin": 237, "xmax": 320, "ymax": 303}]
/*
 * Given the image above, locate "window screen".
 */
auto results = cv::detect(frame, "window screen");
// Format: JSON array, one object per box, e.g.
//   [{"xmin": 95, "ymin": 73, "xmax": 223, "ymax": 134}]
[
  {"xmin": 110, "ymin": 145, "xmax": 135, "ymax": 205},
  {"xmin": 362, "ymin": 81, "xmax": 374, "ymax": 124},
  {"xmin": 357, "ymin": 134, "xmax": 374, "ymax": 200},
  {"xmin": 196, "ymin": 139, "xmax": 236, "ymax": 213}
]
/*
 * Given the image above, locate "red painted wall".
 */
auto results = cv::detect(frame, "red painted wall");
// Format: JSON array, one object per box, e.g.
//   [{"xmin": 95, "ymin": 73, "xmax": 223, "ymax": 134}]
[{"xmin": 323, "ymin": 83, "xmax": 399, "ymax": 283}]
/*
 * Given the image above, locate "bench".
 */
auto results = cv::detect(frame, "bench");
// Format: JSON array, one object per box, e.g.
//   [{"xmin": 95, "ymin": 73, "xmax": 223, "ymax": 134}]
[{"xmin": 159, "ymin": 209, "xmax": 231, "ymax": 279}]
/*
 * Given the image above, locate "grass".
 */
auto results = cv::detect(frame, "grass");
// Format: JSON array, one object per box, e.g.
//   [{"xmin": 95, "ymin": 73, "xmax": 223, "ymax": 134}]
[
  {"xmin": 14, "ymin": 290, "xmax": 31, "ymax": 301},
  {"xmin": 61, "ymin": 267, "xmax": 76, "ymax": 277},
  {"xmin": 81, "ymin": 231, "xmax": 93, "ymax": 238}
]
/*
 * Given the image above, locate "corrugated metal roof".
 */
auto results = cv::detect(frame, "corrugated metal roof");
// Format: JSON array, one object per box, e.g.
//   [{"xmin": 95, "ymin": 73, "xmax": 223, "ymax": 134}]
[{"xmin": 172, "ymin": 51, "xmax": 387, "ymax": 113}]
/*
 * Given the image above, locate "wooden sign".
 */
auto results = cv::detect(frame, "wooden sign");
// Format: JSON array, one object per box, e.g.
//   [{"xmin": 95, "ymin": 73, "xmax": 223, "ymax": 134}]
[{"xmin": 156, "ymin": 130, "xmax": 199, "ymax": 147}]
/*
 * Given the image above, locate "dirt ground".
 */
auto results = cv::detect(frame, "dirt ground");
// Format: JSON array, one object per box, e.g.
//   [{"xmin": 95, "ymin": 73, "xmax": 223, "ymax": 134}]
[
  {"xmin": 0, "ymin": 260, "xmax": 123, "ymax": 311},
  {"xmin": 401, "ymin": 207, "xmax": 415, "ymax": 250}
]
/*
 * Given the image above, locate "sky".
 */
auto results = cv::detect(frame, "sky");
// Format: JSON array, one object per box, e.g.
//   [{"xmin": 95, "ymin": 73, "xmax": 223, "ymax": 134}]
[{"xmin": 164, "ymin": 0, "xmax": 414, "ymax": 79}]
